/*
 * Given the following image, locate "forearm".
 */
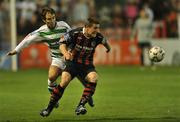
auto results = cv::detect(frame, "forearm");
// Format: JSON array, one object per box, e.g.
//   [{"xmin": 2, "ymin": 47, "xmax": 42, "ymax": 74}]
[
  {"xmin": 60, "ymin": 44, "xmax": 73, "ymax": 60},
  {"xmin": 15, "ymin": 31, "xmax": 43, "ymax": 52},
  {"xmin": 104, "ymin": 42, "xmax": 111, "ymax": 52},
  {"xmin": 14, "ymin": 40, "xmax": 29, "ymax": 52},
  {"xmin": 59, "ymin": 44, "xmax": 68, "ymax": 55},
  {"xmin": 7, "ymin": 40, "xmax": 28, "ymax": 56}
]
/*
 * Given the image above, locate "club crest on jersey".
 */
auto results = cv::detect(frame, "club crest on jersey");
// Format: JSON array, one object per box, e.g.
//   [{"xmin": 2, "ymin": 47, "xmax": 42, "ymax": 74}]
[
  {"xmin": 91, "ymin": 41, "xmax": 96, "ymax": 47},
  {"xmin": 77, "ymin": 37, "xmax": 82, "ymax": 40}
]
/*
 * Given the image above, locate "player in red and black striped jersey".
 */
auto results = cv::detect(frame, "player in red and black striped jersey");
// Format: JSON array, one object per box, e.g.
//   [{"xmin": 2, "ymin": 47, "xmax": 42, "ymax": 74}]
[
  {"xmin": 62, "ymin": 27, "xmax": 109, "ymax": 65},
  {"xmin": 40, "ymin": 18, "xmax": 111, "ymax": 117}
]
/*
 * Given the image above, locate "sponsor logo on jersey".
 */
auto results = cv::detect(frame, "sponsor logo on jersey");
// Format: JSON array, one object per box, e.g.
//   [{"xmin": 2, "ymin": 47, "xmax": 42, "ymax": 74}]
[{"xmin": 91, "ymin": 41, "xmax": 96, "ymax": 47}]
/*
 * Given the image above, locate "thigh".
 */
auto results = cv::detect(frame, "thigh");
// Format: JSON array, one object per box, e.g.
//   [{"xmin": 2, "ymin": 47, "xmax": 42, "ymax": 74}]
[
  {"xmin": 78, "ymin": 64, "xmax": 97, "ymax": 82},
  {"xmin": 60, "ymin": 71, "xmax": 72, "ymax": 88},
  {"xmin": 63, "ymin": 61, "xmax": 77, "ymax": 78},
  {"xmin": 48, "ymin": 65, "xmax": 62, "ymax": 81},
  {"xmin": 138, "ymin": 42, "xmax": 151, "ymax": 49}
]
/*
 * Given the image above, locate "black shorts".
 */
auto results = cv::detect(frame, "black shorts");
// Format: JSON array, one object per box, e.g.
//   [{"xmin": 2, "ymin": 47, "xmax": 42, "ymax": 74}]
[
  {"xmin": 138, "ymin": 42, "xmax": 151, "ymax": 49},
  {"xmin": 64, "ymin": 61, "xmax": 96, "ymax": 79}
]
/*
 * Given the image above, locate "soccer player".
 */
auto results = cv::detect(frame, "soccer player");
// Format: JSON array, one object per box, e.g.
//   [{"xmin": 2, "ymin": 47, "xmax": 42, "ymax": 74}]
[
  {"xmin": 7, "ymin": 7, "xmax": 94, "ymax": 107},
  {"xmin": 40, "ymin": 17, "xmax": 111, "ymax": 117},
  {"xmin": 131, "ymin": 8, "xmax": 154, "ymax": 67}
]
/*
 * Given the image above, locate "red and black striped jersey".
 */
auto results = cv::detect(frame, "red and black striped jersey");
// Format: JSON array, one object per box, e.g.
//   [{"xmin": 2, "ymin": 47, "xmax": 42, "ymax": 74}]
[{"xmin": 60, "ymin": 27, "xmax": 108, "ymax": 65}]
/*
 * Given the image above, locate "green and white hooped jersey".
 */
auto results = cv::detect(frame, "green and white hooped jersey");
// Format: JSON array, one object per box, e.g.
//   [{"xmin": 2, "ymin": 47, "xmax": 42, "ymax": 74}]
[{"xmin": 15, "ymin": 21, "xmax": 71, "ymax": 58}]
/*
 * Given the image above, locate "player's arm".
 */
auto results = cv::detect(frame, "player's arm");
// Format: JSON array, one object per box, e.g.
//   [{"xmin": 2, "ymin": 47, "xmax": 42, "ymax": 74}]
[
  {"xmin": 60, "ymin": 43, "xmax": 72, "ymax": 60},
  {"xmin": 7, "ymin": 30, "xmax": 43, "ymax": 56},
  {"xmin": 61, "ymin": 21, "xmax": 71, "ymax": 32},
  {"xmin": 7, "ymin": 50, "xmax": 18, "ymax": 56},
  {"xmin": 103, "ymin": 41, "xmax": 111, "ymax": 53},
  {"xmin": 59, "ymin": 33, "xmax": 73, "ymax": 60},
  {"xmin": 130, "ymin": 21, "xmax": 138, "ymax": 42},
  {"xmin": 102, "ymin": 37, "xmax": 111, "ymax": 53}
]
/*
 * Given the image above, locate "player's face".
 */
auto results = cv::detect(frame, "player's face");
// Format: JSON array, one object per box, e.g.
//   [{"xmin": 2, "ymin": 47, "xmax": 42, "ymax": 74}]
[
  {"xmin": 44, "ymin": 12, "xmax": 56, "ymax": 29},
  {"xmin": 86, "ymin": 24, "xmax": 100, "ymax": 37}
]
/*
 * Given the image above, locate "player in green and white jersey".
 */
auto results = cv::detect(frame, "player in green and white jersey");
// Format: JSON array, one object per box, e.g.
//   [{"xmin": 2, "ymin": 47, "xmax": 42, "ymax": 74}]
[{"xmin": 7, "ymin": 7, "xmax": 94, "ymax": 108}]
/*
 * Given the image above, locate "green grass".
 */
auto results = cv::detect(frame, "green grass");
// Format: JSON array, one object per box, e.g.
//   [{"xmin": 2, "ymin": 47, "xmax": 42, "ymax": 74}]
[{"xmin": 0, "ymin": 66, "xmax": 180, "ymax": 122}]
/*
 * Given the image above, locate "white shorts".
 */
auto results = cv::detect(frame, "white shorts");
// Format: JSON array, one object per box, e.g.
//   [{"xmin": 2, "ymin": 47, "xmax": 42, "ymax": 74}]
[{"xmin": 51, "ymin": 57, "xmax": 66, "ymax": 70}]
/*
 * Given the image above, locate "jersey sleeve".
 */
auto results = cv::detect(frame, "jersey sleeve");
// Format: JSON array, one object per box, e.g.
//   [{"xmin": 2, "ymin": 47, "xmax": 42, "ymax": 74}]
[
  {"xmin": 101, "ymin": 37, "xmax": 108, "ymax": 45},
  {"xmin": 59, "ymin": 32, "xmax": 72, "ymax": 45},
  {"xmin": 97, "ymin": 33, "xmax": 108, "ymax": 45},
  {"xmin": 15, "ymin": 29, "xmax": 44, "ymax": 52},
  {"xmin": 60, "ymin": 21, "xmax": 72, "ymax": 32}
]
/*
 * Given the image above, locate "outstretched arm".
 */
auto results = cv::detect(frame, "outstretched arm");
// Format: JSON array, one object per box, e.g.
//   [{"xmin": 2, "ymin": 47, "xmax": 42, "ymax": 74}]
[
  {"xmin": 100, "ymin": 34, "xmax": 111, "ymax": 53},
  {"xmin": 7, "ymin": 50, "xmax": 18, "ymax": 56},
  {"xmin": 7, "ymin": 30, "xmax": 43, "ymax": 56},
  {"xmin": 103, "ymin": 42, "xmax": 111, "ymax": 53}
]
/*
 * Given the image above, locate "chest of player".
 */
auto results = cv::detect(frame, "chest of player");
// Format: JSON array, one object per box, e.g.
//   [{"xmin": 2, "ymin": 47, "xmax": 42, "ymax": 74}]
[{"xmin": 74, "ymin": 35, "xmax": 97, "ymax": 52}]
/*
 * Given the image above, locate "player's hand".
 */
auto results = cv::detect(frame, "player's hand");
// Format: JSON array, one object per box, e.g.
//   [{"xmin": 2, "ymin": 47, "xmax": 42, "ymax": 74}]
[
  {"xmin": 64, "ymin": 52, "xmax": 73, "ymax": 61},
  {"xmin": 106, "ymin": 48, "xmax": 111, "ymax": 53},
  {"xmin": 7, "ymin": 50, "xmax": 17, "ymax": 56}
]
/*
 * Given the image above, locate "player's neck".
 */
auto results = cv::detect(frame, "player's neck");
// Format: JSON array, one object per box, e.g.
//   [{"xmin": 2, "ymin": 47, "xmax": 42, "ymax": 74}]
[
  {"xmin": 83, "ymin": 27, "xmax": 91, "ymax": 39},
  {"xmin": 84, "ymin": 33, "xmax": 91, "ymax": 39},
  {"xmin": 48, "ymin": 22, "xmax": 57, "ymax": 30}
]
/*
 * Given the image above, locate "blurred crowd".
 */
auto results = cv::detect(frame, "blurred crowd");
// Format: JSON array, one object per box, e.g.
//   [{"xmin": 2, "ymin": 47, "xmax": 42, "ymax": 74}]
[{"xmin": 0, "ymin": 0, "xmax": 180, "ymax": 49}]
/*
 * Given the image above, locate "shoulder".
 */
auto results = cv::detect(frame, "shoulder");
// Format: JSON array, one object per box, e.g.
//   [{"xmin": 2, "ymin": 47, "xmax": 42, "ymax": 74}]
[
  {"xmin": 70, "ymin": 27, "xmax": 83, "ymax": 33},
  {"xmin": 57, "ymin": 21, "xmax": 71, "ymax": 29},
  {"xmin": 35, "ymin": 24, "xmax": 48, "ymax": 33},
  {"xmin": 29, "ymin": 24, "xmax": 47, "ymax": 35},
  {"xmin": 96, "ymin": 33, "xmax": 107, "ymax": 44},
  {"xmin": 96, "ymin": 32, "xmax": 104, "ymax": 39},
  {"xmin": 57, "ymin": 21, "xmax": 68, "ymax": 25},
  {"xmin": 38, "ymin": 24, "xmax": 48, "ymax": 31},
  {"xmin": 68, "ymin": 27, "xmax": 83, "ymax": 36}
]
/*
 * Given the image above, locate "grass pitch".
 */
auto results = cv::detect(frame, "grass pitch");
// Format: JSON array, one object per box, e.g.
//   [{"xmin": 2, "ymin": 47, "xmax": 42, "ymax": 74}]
[{"xmin": 0, "ymin": 66, "xmax": 180, "ymax": 122}]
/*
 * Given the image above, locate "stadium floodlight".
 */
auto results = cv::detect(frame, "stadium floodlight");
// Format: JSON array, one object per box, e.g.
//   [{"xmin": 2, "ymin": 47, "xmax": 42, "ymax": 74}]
[{"xmin": 10, "ymin": 0, "xmax": 17, "ymax": 71}]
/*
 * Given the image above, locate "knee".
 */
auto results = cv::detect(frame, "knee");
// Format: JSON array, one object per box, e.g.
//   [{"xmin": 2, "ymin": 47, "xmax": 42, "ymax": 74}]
[
  {"xmin": 62, "ymin": 72, "xmax": 71, "ymax": 81},
  {"xmin": 60, "ymin": 72, "xmax": 72, "ymax": 88},
  {"xmin": 86, "ymin": 72, "xmax": 98, "ymax": 83},
  {"xmin": 48, "ymin": 72, "xmax": 59, "ymax": 81},
  {"xmin": 48, "ymin": 76, "xmax": 57, "ymax": 82},
  {"xmin": 48, "ymin": 68, "xmax": 60, "ymax": 81}
]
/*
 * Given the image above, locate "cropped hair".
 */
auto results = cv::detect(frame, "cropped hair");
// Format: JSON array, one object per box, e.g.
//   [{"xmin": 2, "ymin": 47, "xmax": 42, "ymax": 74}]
[
  {"xmin": 41, "ymin": 7, "xmax": 55, "ymax": 20},
  {"xmin": 85, "ymin": 17, "xmax": 100, "ymax": 27}
]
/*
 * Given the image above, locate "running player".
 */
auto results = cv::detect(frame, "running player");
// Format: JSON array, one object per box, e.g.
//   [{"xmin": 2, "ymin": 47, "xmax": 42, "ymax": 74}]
[{"xmin": 40, "ymin": 17, "xmax": 111, "ymax": 117}]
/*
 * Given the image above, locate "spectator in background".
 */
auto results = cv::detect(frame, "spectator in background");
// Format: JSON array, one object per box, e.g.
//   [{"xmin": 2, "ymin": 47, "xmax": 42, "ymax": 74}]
[
  {"xmin": 16, "ymin": 0, "xmax": 48, "ymax": 36},
  {"xmin": 150, "ymin": 0, "xmax": 172, "ymax": 21},
  {"xmin": 176, "ymin": 0, "xmax": 180, "ymax": 13},
  {"xmin": 131, "ymin": 8, "xmax": 154, "ymax": 67},
  {"xmin": 98, "ymin": 6, "xmax": 111, "ymax": 27},
  {"xmin": 72, "ymin": 0, "xmax": 89, "ymax": 23},
  {"xmin": 165, "ymin": 10, "xmax": 178, "ymax": 37},
  {"xmin": 111, "ymin": 3, "xmax": 127, "ymax": 28},
  {"xmin": 0, "ymin": 1, "xmax": 5, "ymax": 49},
  {"xmin": 56, "ymin": 0, "xmax": 69, "ymax": 21},
  {"xmin": 124, "ymin": 0, "xmax": 139, "ymax": 26},
  {"xmin": 16, "ymin": 0, "xmax": 37, "ymax": 35},
  {"xmin": 47, "ymin": 0, "xmax": 58, "ymax": 12},
  {"xmin": 0, "ymin": 0, "xmax": 9, "ymax": 49},
  {"xmin": 88, "ymin": 0, "xmax": 96, "ymax": 17}
]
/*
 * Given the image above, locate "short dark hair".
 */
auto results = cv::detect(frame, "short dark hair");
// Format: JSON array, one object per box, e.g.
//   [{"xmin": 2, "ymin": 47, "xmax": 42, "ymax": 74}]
[
  {"xmin": 41, "ymin": 7, "xmax": 55, "ymax": 20},
  {"xmin": 85, "ymin": 17, "xmax": 100, "ymax": 27}
]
